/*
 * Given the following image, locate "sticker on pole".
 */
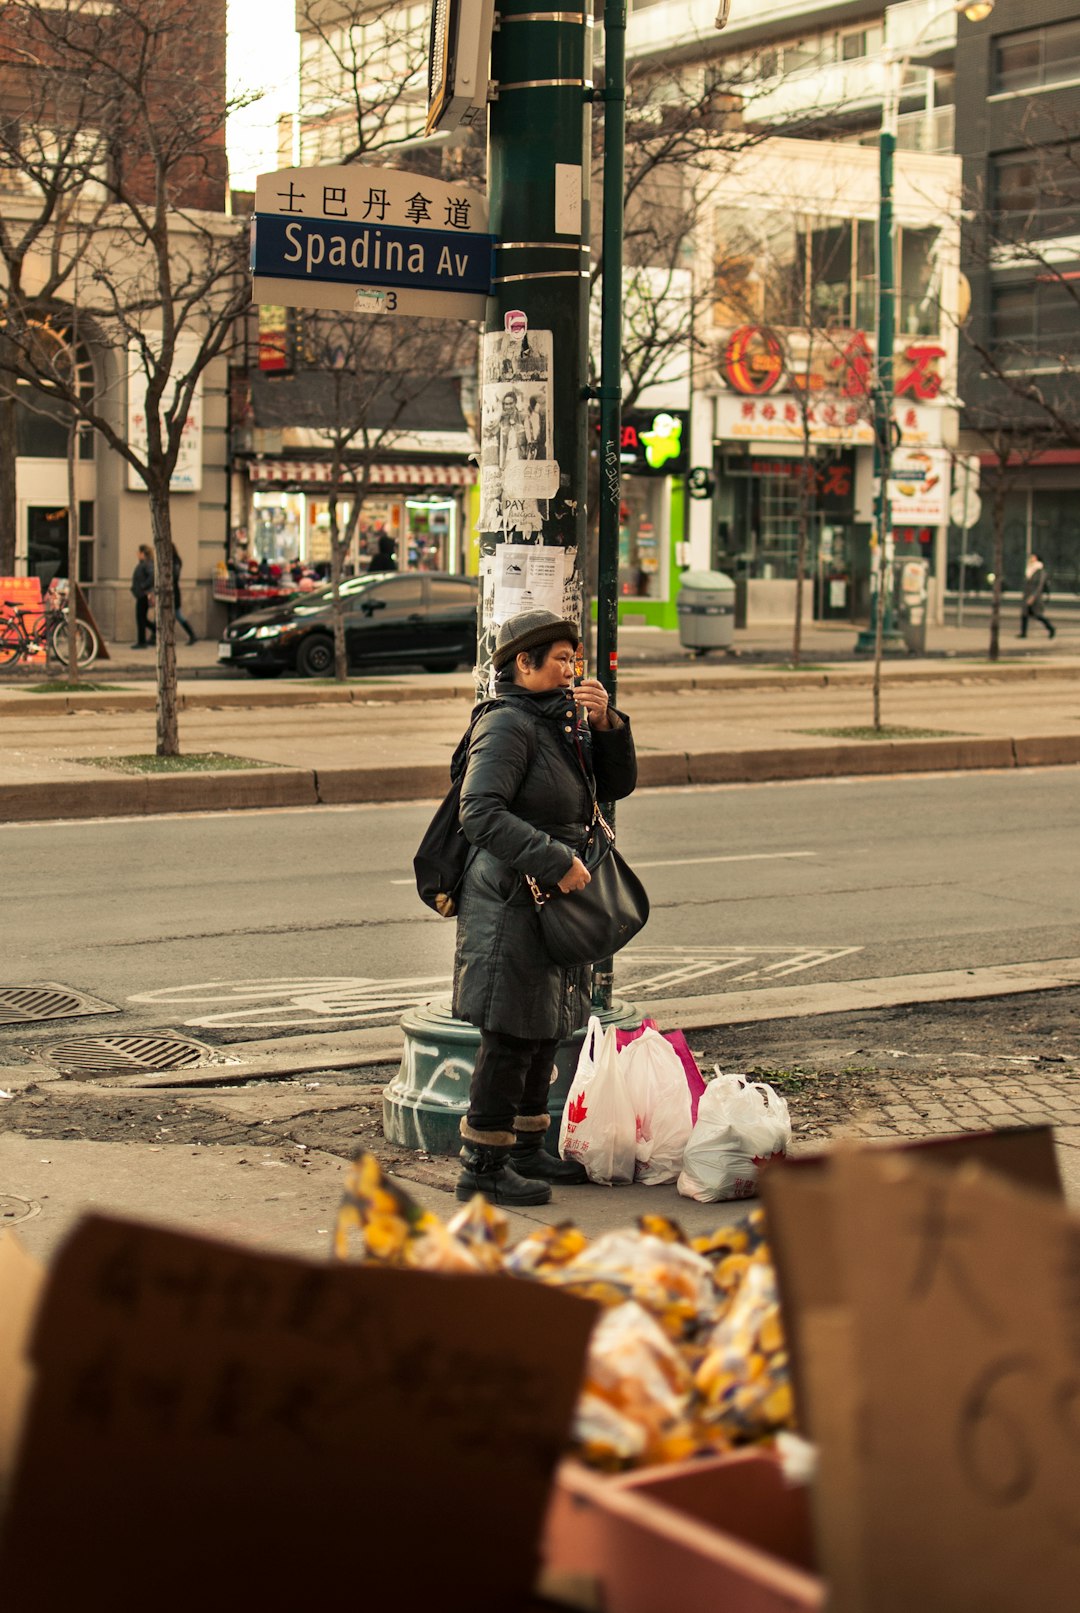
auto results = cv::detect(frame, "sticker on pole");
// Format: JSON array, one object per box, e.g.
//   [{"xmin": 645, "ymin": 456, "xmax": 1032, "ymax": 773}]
[{"xmin": 504, "ymin": 310, "xmax": 528, "ymax": 337}]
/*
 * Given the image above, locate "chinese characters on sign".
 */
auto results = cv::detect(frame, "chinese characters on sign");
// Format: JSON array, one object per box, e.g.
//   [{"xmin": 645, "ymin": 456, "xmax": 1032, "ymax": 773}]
[
  {"xmin": 720, "ymin": 326, "xmax": 948, "ymax": 405},
  {"xmin": 715, "ymin": 392, "xmax": 944, "ymax": 450}
]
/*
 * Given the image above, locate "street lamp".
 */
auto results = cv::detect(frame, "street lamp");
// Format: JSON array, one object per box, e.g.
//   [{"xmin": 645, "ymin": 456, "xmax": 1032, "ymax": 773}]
[{"xmin": 857, "ymin": 0, "xmax": 993, "ymax": 673}]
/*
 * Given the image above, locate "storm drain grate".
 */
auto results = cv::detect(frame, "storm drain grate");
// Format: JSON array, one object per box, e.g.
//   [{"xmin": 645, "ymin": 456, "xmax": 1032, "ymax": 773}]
[
  {"xmin": 0, "ymin": 984, "xmax": 118, "ymax": 1025},
  {"xmin": 39, "ymin": 1033, "xmax": 215, "ymax": 1077}
]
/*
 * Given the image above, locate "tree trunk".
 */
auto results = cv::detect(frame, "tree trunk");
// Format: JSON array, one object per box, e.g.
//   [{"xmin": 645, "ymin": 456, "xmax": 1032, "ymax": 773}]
[
  {"xmin": 148, "ymin": 488, "xmax": 180, "ymax": 755},
  {"xmin": 0, "ymin": 392, "xmax": 17, "ymax": 578},
  {"xmin": 988, "ymin": 465, "xmax": 1006, "ymax": 663},
  {"xmin": 327, "ymin": 488, "xmax": 347, "ymax": 683}
]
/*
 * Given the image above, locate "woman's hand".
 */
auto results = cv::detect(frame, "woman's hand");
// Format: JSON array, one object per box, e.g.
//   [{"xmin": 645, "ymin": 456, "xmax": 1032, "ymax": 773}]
[
  {"xmin": 574, "ymin": 678, "xmax": 614, "ymax": 730},
  {"xmin": 557, "ymin": 856, "xmax": 591, "ymax": 893}
]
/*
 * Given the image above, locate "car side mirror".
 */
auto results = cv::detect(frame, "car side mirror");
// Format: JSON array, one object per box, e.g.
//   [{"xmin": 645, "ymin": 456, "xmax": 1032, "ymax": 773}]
[{"xmin": 362, "ymin": 598, "xmax": 387, "ymax": 615}]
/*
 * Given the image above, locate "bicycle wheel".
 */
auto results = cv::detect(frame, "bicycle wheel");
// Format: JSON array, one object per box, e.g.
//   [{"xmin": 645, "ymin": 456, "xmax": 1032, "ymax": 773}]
[
  {"xmin": 0, "ymin": 624, "xmax": 23, "ymax": 667},
  {"xmin": 50, "ymin": 618, "xmax": 99, "ymax": 669}
]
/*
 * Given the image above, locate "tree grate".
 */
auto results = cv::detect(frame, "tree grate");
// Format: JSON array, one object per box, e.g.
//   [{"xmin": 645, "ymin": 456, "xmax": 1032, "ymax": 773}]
[
  {"xmin": 39, "ymin": 1034, "xmax": 215, "ymax": 1077},
  {"xmin": 0, "ymin": 984, "xmax": 117, "ymax": 1025}
]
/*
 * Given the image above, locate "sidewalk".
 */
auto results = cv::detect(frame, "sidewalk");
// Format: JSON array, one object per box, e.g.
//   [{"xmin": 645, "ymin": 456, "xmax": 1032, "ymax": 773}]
[{"xmin": 1, "ymin": 620, "xmax": 1078, "ymax": 820}]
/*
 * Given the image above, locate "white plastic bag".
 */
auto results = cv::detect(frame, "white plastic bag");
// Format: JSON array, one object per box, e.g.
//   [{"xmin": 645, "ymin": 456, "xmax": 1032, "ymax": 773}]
[
  {"xmin": 620, "ymin": 1027, "xmax": 694, "ymax": 1185},
  {"xmin": 559, "ymin": 1016, "xmax": 637, "ymax": 1184},
  {"xmin": 677, "ymin": 1075, "xmax": 792, "ymax": 1202}
]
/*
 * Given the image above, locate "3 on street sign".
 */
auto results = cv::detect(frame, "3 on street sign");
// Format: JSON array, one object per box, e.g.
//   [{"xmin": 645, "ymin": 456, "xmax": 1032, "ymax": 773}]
[{"xmin": 251, "ymin": 162, "xmax": 493, "ymax": 321}]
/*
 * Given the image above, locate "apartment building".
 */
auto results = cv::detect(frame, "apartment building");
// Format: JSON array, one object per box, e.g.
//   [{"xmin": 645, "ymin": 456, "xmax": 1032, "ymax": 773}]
[
  {"xmin": 629, "ymin": 0, "xmax": 1080, "ymax": 608},
  {"xmin": 0, "ymin": 0, "xmax": 234, "ymax": 639}
]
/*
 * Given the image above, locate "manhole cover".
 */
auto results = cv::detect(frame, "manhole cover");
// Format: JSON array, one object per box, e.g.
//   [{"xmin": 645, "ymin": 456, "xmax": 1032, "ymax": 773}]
[
  {"xmin": 39, "ymin": 1033, "xmax": 216, "ymax": 1077},
  {"xmin": 0, "ymin": 1195, "xmax": 41, "ymax": 1226},
  {"xmin": 0, "ymin": 984, "xmax": 117, "ymax": 1025}
]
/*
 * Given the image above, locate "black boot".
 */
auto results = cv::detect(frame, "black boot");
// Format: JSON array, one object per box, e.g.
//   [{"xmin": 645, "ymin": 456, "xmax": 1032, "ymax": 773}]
[
  {"xmin": 511, "ymin": 1117, "xmax": 588, "ymax": 1184},
  {"xmin": 456, "ymin": 1143, "xmax": 552, "ymax": 1206}
]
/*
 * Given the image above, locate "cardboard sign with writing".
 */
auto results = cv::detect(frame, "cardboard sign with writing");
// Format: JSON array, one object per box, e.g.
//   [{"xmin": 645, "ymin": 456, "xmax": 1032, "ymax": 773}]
[
  {"xmin": 0, "ymin": 1215, "xmax": 597, "ymax": 1611},
  {"xmin": 764, "ymin": 1131, "xmax": 1077, "ymax": 1613}
]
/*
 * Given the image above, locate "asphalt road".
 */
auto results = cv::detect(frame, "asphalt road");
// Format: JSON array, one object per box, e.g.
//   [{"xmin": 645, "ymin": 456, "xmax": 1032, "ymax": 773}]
[{"xmin": 2, "ymin": 766, "xmax": 1078, "ymax": 1050}]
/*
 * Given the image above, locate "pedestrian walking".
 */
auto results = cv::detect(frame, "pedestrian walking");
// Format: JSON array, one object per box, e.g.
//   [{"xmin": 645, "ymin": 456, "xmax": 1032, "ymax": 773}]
[
  {"xmin": 130, "ymin": 544, "xmax": 155, "ymax": 648},
  {"xmin": 366, "ymin": 533, "xmax": 398, "ymax": 573},
  {"xmin": 1019, "ymin": 552, "xmax": 1055, "ymax": 639},
  {"xmin": 170, "ymin": 544, "xmax": 198, "ymax": 645},
  {"xmin": 452, "ymin": 608, "xmax": 638, "ymax": 1205}
]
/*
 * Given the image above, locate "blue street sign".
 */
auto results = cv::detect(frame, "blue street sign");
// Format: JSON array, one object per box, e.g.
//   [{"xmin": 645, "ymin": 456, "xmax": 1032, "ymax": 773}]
[{"xmin": 251, "ymin": 213, "xmax": 495, "ymax": 298}]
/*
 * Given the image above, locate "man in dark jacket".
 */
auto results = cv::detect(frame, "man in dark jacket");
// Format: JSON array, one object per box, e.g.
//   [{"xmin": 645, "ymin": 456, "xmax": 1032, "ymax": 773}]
[
  {"xmin": 452, "ymin": 608, "xmax": 638, "ymax": 1205},
  {"xmin": 130, "ymin": 544, "xmax": 155, "ymax": 649},
  {"xmin": 1020, "ymin": 552, "xmax": 1055, "ymax": 639}
]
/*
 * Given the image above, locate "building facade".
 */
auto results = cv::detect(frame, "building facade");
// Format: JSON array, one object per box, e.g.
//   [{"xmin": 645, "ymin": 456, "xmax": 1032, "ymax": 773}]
[
  {"xmin": 0, "ymin": 0, "xmax": 234, "ymax": 641},
  {"xmin": 955, "ymin": 1, "xmax": 1080, "ymax": 594}
]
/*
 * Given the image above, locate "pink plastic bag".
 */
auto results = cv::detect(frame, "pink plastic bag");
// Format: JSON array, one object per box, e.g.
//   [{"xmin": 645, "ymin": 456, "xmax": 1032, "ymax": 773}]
[{"xmin": 615, "ymin": 1018, "xmax": 706, "ymax": 1124}]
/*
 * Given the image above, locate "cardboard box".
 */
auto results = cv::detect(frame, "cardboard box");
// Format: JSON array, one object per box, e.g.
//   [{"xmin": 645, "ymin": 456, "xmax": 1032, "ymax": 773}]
[
  {"xmin": 762, "ymin": 1125, "xmax": 1076, "ymax": 1613},
  {"xmin": 543, "ymin": 1450, "xmax": 823, "ymax": 1612},
  {"xmin": 0, "ymin": 1215, "xmax": 596, "ymax": 1612}
]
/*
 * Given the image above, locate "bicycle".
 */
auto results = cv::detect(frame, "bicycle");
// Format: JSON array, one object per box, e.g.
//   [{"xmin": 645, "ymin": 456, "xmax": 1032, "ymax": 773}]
[{"xmin": 0, "ymin": 599, "xmax": 100, "ymax": 670}]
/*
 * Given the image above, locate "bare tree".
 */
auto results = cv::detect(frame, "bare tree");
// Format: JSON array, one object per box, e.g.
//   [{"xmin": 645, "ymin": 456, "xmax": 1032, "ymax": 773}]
[
  {"xmin": 0, "ymin": 0, "xmax": 252, "ymax": 753},
  {"xmin": 278, "ymin": 310, "xmax": 472, "ymax": 680}
]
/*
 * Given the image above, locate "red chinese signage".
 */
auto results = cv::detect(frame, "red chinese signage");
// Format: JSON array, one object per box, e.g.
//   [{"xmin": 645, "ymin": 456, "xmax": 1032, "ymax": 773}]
[
  {"xmin": 896, "ymin": 344, "xmax": 946, "ymax": 400},
  {"xmin": 723, "ymin": 325, "xmax": 784, "ymax": 394}
]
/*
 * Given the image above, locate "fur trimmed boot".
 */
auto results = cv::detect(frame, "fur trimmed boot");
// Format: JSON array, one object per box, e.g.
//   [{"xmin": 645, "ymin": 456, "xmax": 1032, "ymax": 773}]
[
  {"xmin": 511, "ymin": 1113, "xmax": 589, "ymax": 1184},
  {"xmin": 456, "ymin": 1123, "xmax": 552, "ymax": 1205}
]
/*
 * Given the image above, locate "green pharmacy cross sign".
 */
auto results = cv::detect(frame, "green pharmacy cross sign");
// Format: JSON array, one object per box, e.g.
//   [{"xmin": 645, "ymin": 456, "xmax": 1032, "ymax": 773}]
[{"xmin": 251, "ymin": 162, "xmax": 494, "ymax": 322}]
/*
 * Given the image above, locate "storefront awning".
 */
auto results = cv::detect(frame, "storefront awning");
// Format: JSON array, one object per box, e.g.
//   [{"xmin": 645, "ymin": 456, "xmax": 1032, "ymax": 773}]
[{"xmin": 247, "ymin": 460, "xmax": 476, "ymax": 489}]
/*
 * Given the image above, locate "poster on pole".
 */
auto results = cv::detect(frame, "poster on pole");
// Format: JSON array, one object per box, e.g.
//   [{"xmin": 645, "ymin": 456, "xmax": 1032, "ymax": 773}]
[{"xmin": 479, "ymin": 328, "xmax": 555, "ymax": 536}]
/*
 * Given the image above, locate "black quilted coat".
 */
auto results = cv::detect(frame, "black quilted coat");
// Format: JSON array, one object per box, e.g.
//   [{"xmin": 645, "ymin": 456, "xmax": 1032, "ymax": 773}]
[{"xmin": 452, "ymin": 682, "xmax": 638, "ymax": 1039}]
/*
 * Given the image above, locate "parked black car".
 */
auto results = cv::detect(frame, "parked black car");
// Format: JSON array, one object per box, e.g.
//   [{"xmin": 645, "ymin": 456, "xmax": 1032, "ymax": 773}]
[{"xmin": 217, "ymin": 572, "xmax": 478, "ymax": 677}]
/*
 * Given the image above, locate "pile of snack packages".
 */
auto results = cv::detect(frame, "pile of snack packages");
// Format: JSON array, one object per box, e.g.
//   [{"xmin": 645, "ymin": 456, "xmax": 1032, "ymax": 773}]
[{"xmin": 334, "ymin": 1153, "xmax": 795, "ymax": 1472}]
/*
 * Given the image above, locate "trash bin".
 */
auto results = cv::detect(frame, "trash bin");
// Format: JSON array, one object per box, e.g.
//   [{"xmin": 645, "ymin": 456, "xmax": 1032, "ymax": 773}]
[
  {"xmin": 676, "ymin": 570, "xmax": 736, "ymax": 655},
  {"xmin": 895, "ymin": 558, "xmax": 929, "ymax": 655}
]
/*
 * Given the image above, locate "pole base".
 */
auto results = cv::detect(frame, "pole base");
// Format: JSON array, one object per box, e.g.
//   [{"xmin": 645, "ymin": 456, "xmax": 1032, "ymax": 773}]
[
  {"xmin": 853, "ymin": 627, "xmax": 907, "ymax": 654},
  {"xmin": 384, "ymin": 996, "xmax": 642, "ymax": 1156}
]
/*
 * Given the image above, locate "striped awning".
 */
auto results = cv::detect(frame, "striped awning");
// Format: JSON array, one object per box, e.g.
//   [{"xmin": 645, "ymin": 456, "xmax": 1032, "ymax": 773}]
[{"xmin": 247, "ymin": 460, "xmax": 476, "ymax": 488}]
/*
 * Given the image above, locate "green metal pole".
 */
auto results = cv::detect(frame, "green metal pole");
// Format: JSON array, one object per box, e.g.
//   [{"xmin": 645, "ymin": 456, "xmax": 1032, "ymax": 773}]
[
  {"xmin": 478, "ymin": 0, "xmax": 592, "ymax": 670},
  {"xmin": 856, "ymin": 64, "xmax": 902, "ymax": 656},
  {"xmin": 386, "ymin": 3, "xmax": 636, "ymax": 1158},
  {"xmin": 591, "ymin": 0, "xmax": 625, "ymax": 1014}
]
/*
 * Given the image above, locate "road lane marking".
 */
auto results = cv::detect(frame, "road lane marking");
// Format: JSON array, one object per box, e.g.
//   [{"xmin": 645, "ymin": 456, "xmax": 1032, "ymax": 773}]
[
  {"xmin": 633, "ymin": 852, "xmax": 817, "ymax": 870},
  {"xmin": 391, "ymin": 852, "xmax": 818, "ymax": 884}
]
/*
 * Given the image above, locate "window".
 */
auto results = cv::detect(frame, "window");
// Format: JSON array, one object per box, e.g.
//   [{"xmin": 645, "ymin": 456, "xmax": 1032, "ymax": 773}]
[
  {"xmin": 994, "ymin": 145, "xmax": 1080, "ymax": 244},
  {"xmin": 715, "ymin": 211, "xmax": 943, "ymax": 337},
  {"xmin": 897, "ymin": 227, "xmax": 941, "ymax": 337},
  {"xmin": 428, "ymin": 578, "xmax": 475, "ymax": 606},
  {"xmin": 807, "ymin": 219, "xmax": 854, "ymax": 326},
  {"xmin": 994, "ymin": 21, "xmax": 1080, "ymax": 94},
  {"xmin": 840, "ymin": 24, "xmax": 884, "ymax": 62},
  {"xmin": 361, "ymin": 577, "xmax": 424, "ymax": 611},
  {"xmin": 991, "ymin": 278, "xmax": 1080, "ymax": 366}
]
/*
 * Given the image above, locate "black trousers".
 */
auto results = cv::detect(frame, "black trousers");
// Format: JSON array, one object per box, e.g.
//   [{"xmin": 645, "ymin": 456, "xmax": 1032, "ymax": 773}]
[
  {"xmin": 1020, "ymin": 603, "xmax": 1054, "ymax": 637},
  {"xmin": 134, "ymin": 595, "xmax": 155, "ymax": 646},
  {"xmin": 467, "ymin": 1029, "xmax": 559, "ymax": 1136}
]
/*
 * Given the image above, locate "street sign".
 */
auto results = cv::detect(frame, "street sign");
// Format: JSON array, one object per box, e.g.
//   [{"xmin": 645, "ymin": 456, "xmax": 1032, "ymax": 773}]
[
  {"xmin": 251, "ymin": 163, "xmax": 493, "ymax": 320},
  {"xmin": 950, "ymin": 489, "xmax": 982, "ymax": 528},
  {"xmin": 950, "ymin": 454, "xmax": 982, "ymax": 529}
]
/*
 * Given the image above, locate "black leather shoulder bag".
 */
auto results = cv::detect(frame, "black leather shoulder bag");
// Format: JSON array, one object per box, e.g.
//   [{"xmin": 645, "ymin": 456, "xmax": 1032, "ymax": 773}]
[{"xmin": 525, "ymin": 805, "xmax": 649, "ymax": 968}]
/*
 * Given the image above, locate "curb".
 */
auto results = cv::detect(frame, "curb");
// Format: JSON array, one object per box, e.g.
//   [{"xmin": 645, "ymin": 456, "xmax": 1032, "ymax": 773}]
[
  {"xmin": 2, "ymin": 655, "xmax": 1078, "ymax": 717},
  {"xmin": 2, "ymin": 732, "xmax": 1079, "ymax": 822}
]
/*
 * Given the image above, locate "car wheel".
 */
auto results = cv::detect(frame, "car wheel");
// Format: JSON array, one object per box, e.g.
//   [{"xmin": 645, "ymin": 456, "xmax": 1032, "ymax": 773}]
[
  {"xmin": 297, "ymin": 635, "xmax": 335, "ymax": 677},
  {"xmin": 244, "ymin": 666, "xmax": 285, "ymax": 679}
]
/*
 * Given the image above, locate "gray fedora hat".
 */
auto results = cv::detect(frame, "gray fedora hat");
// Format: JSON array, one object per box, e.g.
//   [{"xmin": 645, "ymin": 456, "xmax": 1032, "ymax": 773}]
[{"xmin": 492, "ymin": 608, "xmax": 580, "ymax": 672}]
